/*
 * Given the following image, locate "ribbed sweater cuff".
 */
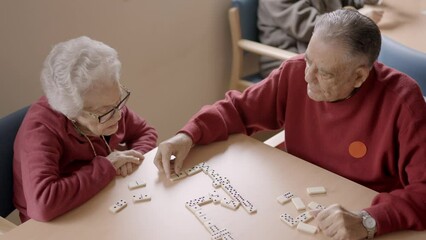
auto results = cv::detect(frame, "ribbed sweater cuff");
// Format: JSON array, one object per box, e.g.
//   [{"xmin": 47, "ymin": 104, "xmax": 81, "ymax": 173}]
[{"xmin": 179, "ymin": 121, "xmax": 201, "ymax": 144}]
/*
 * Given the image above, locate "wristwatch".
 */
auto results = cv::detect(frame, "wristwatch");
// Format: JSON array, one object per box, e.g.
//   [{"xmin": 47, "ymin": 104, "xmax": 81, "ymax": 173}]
[{"xmin": 360, "ymin": 210, "xmax": 377, "ymax": 239}]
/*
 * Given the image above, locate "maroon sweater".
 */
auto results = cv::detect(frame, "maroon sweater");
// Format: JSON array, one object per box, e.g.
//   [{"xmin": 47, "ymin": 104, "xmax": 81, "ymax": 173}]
[
  {"xmin": 181, "ymin": 55, "xmax": 426, "ymax": 236},
  {"xmin": 13, "ymin": 96, "xmax": 157, "ymax": 222}
]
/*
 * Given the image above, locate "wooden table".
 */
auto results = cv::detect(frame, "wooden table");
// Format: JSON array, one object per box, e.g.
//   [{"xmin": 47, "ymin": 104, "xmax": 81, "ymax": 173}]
[
  {"xmin": 366, "ymin": 0, "xmax": 426, "ymax": 53},
  {"xmin": 1, "ymin": 134, "xmax": 425, "ymax": 239}
]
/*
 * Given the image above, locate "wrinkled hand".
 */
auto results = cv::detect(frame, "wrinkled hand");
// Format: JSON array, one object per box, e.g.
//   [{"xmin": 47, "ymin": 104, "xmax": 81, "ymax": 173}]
[
  {"xmin": 359, "ymin": 8, "xmax": 384, "ymax": 24},
  {"xmin": 311, "ymin": 204, "xmax": 367, "ymax": 240},
  {"xmin": 154, "ymin": 133, "xmax": 193, "ymax": 179},
  {"xmin": 106, "ymin": 150, "xmax": 144, "ymax": 177}
]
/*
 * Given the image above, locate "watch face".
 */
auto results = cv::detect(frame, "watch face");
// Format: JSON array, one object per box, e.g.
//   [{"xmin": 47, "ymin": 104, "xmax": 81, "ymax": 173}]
[{"xmin": 363, "ymin": 217, "xmax": 376, "ymax": 228}]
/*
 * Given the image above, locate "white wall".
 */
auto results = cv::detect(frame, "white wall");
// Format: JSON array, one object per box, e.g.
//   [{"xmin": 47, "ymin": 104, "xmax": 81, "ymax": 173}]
[{"xmin": 0, "ymin": 0, "xmax": 232, "ymax": 141}]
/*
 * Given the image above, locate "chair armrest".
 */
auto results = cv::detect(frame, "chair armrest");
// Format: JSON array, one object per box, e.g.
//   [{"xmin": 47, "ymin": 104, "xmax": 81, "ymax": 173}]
[
  {"xmin": 0, "ymin": 216, "xmax": 17, "ymax": 235},
  {"xmin": 264, "ymin": 130, "xmax": 285, "ymax": 147},
  {"xmin": 238, "ymin": 39, "xmax": 297, "ymax": 60}
]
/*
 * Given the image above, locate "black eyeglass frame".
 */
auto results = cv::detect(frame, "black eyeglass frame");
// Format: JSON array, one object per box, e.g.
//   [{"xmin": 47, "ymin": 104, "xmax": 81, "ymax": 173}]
[{"xmin": 86, "ymin": 86, "xmax": 131, "ymax": 124}]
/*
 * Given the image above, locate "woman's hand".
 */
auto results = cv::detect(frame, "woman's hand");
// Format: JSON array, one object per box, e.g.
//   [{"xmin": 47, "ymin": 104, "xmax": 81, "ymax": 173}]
[{"xmin": 106, "ymin": 149, "xmax": 144, "ymax": 177}]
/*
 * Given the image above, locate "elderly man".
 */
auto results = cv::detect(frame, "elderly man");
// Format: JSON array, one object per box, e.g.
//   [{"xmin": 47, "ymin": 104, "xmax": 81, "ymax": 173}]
[
  {"xmin": 14, "ymin": 36, "xmax": 158, "ymax": 222},
  {"xmin": 154, "ymin": 9, "xmax": 426, "ymax": 239}
]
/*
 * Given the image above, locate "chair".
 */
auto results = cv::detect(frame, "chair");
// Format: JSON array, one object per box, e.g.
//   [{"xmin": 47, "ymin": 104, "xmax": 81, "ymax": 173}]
[
  {"xmin": 228, "ymin": 0, "xmax": 297, "ymax": 91},
  {"xmin": 0, "ymin": 106, "xmax": 29, "ymax": 233},
  {"xmin": 378, "ymin": 36, "xmax": 426, "ymax": 95}
]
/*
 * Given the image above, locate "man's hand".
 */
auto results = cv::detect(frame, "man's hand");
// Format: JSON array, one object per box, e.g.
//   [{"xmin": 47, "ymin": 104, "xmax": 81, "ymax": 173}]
[
  {"xmin": 154, "ymin": 133, "xmax": 193, "ymax": 179},
  {"xmin": 106, "ymin": 149, "xmax": 144, "ymax": 177},
  {"xmin": 311, "ymin": 204, "xmax": 368, "ymax": 240}
]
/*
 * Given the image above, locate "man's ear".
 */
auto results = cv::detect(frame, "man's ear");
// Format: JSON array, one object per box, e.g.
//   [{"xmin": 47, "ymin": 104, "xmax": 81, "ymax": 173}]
[{"xmin": 353, "ymin": 65, "xmax": 370, "ymax": 88}]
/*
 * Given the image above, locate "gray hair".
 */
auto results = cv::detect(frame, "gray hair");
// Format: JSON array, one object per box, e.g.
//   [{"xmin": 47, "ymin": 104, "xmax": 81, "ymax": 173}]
[
  {"xmin": 40, "ymin": 36, "xmax": 121, "ymax": 118},
  {"xmin": 314, "ymin": 9, "xmax": 381, "ymax": 67}
]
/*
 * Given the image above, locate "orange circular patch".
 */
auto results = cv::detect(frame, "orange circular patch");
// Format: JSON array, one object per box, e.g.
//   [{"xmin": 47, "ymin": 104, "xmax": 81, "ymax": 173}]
[{"xmin": 348, "ymin": 141, "xmax": 367, "ymax": 158}]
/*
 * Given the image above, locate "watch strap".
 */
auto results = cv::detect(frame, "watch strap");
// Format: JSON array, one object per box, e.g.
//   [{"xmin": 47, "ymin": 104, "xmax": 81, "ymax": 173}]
[{"xmin": 360, "ymin": 210, "xmax": 376, "ymax": 239}]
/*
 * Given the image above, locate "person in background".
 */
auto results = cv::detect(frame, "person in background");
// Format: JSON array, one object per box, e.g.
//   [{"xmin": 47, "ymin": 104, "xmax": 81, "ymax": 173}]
[
  {"xmin": 13, "ymin": 36, "xmax": 157, "ymax": 222},
  {"xmin": 258, "ymin": 0, "xmax": 384, "ymax": 77},
  {"xmin": 154, "ymin": 9, "xmax": 426, "ymax": 239}
]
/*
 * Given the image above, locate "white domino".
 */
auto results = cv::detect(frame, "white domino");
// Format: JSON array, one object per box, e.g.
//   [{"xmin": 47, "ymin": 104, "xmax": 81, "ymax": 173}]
[
  {"xmin": 220, "ymin": 197, "xmax": 240, "ymax": 210},
  {"xmin": 186, "ymin": 195, "xmax": 213, "ymax": 207},
  {"xmin": 295, "ymin": 212, "xmax": 313, "ymax": 223},
  {"xmin": 193, "ymin": 209, "xmax": 205, "ymax": 217},
  {"xmin": 203, "ymin": 166, "xmax": 213, "ymax": 173},
  {"xmin": 209, "ymin": 190, "xmax": 221, "ymax": 204},
  {"xmin": 297, "ymin": 222, "xmax": 318, "ymax": 234},
  {"xmin": 132, "ymin": 193, "xmax": 151, "ymax": 203},
  {"xmin": 307, "ymin": 186, "xmax": 326, "ymax": 195},
  {"xmin": 127, "ymin": 180, "xmax": 146, "ymax": 190},
  {"xmin": 222, "ymin": 233, "xmax": 235, "ymax": 240},
  {"xmin": 225, "ymin": 182, "xmax": 256, "ymax": 213},
  {"xmin": 170, "ymin": 171, "xmax": 187, "ymax": 181},
  {"xmin": 185, "ymin": 165, "xmax": 202, "ymax": 176},
  {"xmin": 109, "ymin": 199, "xmax": 127, "ymax": 213},
  {"xmin": 211, "ymin": 229, "xmax": 230, "ymax": 240},
  {"xmin": 203, "ymin": 221, "xmax": 220, "ymax": 234},
  {"xmin": 308, "ymin": 201, "xmax": 326, "ymax": 210},
  {"xmin": 206, "ymin": 169, "xmax": 220, "ymax": 180},
  {"xmin": 212, "ymin": 180, "xmax": 221, "ymax": 188},
  {"xmin": 280, "ymin": 213, "xmax": 298, "ymax": 227},
  {"xmin": 233, "ymin": 194, "xmax": 245, "ymax": 203},
  {"xmin": 200, "ymin": 195, "xmax": 214, "ymax": 205},
  {"xmin": 186, "ymin": 203, "xmax": 203, "ymax": 213},
  {"xmin": 222, "ymin": 184, "xmax": 239, "ymax": 200},
  {"xmin": 195, "ymin": 162, "xmax": 209, "ymax": 170},
  {"xmin": 193, "ymin": 209, "xmax": 210, "ymax": 223},
  {"xmin": 200, "ymin": 164, "xmax": 211, "ymax": 174},
  {"xmin": 240, "ymin": 199, "xmax": 257, "ymax": 214},
  {"xmin": 276, "ymin": 191, "xmax": 294, "ymax": 204},
  {"xmin": 291, "ymin": 197, "xmax": 306, "ymax": 211},
  {"xmin": 212, "ymin": 176, "xmax": 230, "ymax": 188},
  {"xmin": 197, "ymin": 214, "xmax": 211, "ymax": 223}
]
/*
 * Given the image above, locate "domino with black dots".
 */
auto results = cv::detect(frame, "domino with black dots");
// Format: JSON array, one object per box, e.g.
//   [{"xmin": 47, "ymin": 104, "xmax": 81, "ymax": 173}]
[
  {"xmin": 276, "ymin": 191, "xmax": 294, "ymax": 204},
  {"xmin": 127, "ymin": 180, "xmax": 146, "ymax": 190},
  {"xmin": 109, "ymin": 199, "xmax": 127, "ymax": 214},
  {"xmin": 132, "ymin": 193, "xmax": 151, "ymax": 203},
  {"xmin": 170, "ymin": 171, "xmax": 187, "ymax": 181},
  {"xmin": 280, "ymin": 213, "xmax": 298, "ymax": 227}
]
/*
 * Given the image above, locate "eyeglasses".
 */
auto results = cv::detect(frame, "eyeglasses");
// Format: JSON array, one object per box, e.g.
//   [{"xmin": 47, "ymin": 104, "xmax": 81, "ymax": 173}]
[{"xmin": 87, "ymin": 86, "xmax": 131, "ymax": 124}]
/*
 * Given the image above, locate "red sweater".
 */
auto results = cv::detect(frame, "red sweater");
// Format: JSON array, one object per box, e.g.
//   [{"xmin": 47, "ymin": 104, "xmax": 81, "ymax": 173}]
[
  {"xmin": 13, "ymin": 96, "xmax": 157, "ymax": 222},
  {"xmin": 181, "ymin": 55, "xmax": 426, "ymax": 235}
]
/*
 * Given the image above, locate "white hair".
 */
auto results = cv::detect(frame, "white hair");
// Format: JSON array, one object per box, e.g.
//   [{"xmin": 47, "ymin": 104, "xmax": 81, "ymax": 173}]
[{"xmin": 40, "ymin": 36, "xmax": 122, "ymax": 118}]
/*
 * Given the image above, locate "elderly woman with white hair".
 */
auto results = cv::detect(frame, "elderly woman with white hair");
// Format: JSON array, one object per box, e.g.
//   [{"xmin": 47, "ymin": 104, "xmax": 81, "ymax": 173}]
[{"xmin": 13, "ymin": 36, "xmax": 157, "ymax": 222}]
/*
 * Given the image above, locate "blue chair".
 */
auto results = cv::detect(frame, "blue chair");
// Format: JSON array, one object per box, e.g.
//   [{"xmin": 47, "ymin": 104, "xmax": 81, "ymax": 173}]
[
  {"xmin": 378, "ymin": 36, "xmax": 426, "ymax": 95},
  {"xmin": 228, "ymin": 0, "xmax": 296, "ymax": 91},
  {"xmin": 0, "ymin": 106, "xmax": 29, "ymax": 219}
]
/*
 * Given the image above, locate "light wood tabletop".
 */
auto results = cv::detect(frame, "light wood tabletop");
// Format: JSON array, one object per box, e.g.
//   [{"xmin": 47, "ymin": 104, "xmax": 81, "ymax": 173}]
[
  {"xmin": 1, "ymin": 134, "xmax": 425, "ymax": 239},
  {"xmin": 366, "ymin": 0, "xmax": 426, "ymax": 53}
]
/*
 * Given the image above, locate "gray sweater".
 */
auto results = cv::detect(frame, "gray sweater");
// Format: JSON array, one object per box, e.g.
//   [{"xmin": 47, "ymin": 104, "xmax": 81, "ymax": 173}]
[{"xmin": 257, "ymin": 0, "xmax": 375, "ymax": 77}]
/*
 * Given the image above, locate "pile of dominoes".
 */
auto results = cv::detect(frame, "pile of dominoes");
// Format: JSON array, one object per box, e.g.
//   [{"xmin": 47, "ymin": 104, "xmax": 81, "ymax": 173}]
[
  {"xmin": 277, "ymin": 186, "xmax": 327, "ymax": 234},
  {"xmin": 180, "ymin": 162, "xmax": 258, "ymax": 240}
]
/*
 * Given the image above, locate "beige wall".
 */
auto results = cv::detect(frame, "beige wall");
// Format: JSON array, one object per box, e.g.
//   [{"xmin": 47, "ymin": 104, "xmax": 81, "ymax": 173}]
[{"xmin": 0, "ymin": 0, "xmax": 232, "ymax": 141}]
